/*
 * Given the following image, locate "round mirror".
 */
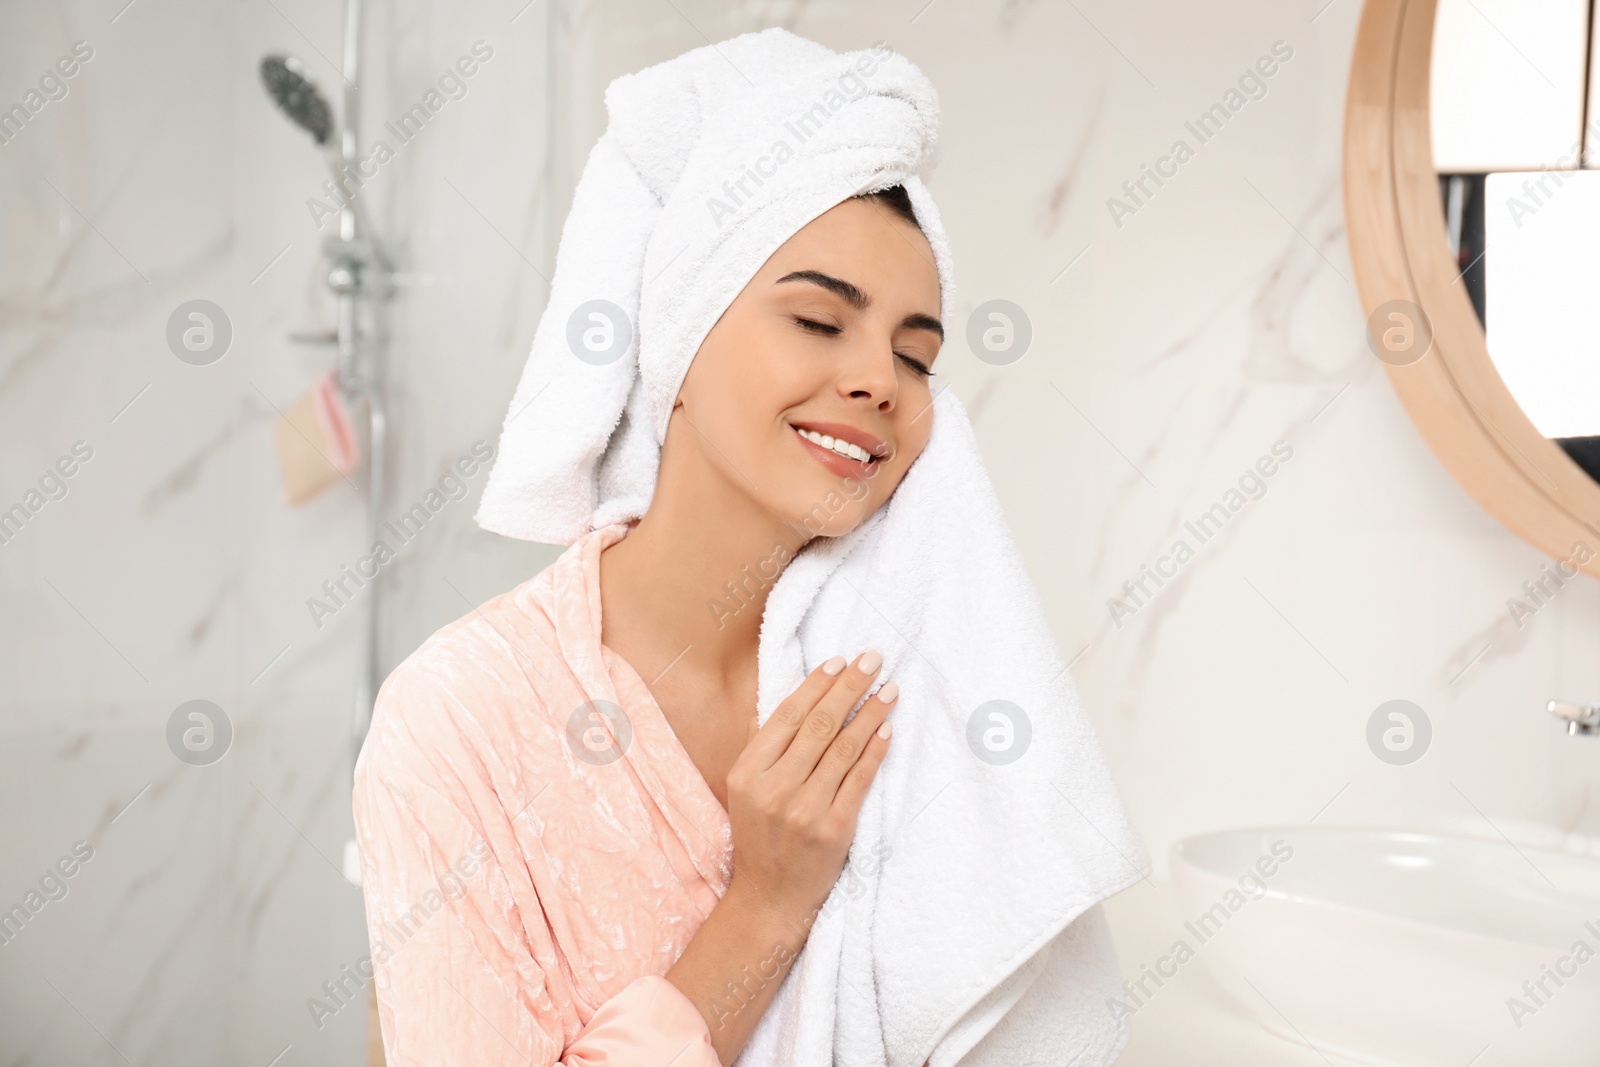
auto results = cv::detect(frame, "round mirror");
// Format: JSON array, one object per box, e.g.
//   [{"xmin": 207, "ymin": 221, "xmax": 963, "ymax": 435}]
[
  {"xmin": 1432, "ymin": 0, "xmax": 1600, "ymax": 480},
  {"xmin": 1345, "ymin": 0, "xmax": 1600, "ymax": 576}
]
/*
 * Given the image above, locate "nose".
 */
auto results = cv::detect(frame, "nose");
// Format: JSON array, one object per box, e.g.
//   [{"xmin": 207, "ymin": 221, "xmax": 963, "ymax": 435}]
[{"xmin": 838, "ymin": 335, "xmax": 899, "ymax": 413}]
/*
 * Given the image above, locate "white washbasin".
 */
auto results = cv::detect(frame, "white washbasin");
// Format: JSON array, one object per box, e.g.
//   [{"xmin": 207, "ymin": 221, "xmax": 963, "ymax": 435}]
[{"xmin": 1170, "ymin": 826, "xmax": 1600, "ymax": 1066}]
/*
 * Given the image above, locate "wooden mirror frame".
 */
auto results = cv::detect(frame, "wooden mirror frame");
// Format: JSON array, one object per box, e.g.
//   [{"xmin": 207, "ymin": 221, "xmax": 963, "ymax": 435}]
[{"xmin": 1344, "ymin": 0, "xmax": 1600, "ymax": 576}]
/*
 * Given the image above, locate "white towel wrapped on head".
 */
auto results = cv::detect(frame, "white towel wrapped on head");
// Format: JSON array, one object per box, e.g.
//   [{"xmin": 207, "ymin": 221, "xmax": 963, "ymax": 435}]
[
  {"xmin": 473, "ymin": 26, "xmax": 1150, "ymax": 1067},
  {"xmin": 475, "ymin": 28, "xmax": 952, "ymax": 544}
]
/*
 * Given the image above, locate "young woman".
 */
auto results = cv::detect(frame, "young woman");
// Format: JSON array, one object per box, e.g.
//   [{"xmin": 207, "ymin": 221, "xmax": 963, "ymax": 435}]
[
  {"xmin": 354, "ymin": 24, "xmax": 1145, "ymax": 1067},
  {"xmin": 352, "ymin": 185, "xmax": 942, "ymax": 1066}
]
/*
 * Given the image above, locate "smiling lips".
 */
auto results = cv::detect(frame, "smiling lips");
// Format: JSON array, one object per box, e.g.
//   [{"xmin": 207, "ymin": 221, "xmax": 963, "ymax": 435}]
[{"xmin": 790, "ymin": 420, "xmax": 888, "ymax": 476}]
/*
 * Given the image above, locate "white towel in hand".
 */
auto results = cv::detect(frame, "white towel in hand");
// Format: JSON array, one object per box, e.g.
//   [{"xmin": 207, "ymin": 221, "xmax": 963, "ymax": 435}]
[
  {"xmin": 740, "ymin": 388, "xmax": 1147, "ymax": 1067},
  {"xmin": 472, "ymin": 26, "xmax": 1151, "ymax": 1067}
]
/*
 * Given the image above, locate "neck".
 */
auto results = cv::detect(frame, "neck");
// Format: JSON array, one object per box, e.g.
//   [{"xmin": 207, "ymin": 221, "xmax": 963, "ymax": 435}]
[{"xmin": 598, "ymin": 426, "xmax": 812, "ymax": 685}]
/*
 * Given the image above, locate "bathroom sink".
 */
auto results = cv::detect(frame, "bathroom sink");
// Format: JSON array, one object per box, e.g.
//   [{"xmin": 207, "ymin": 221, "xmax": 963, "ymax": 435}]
[{"xmin": 1170, "ymin": 827, "xmax": 1600, "ymax": 1066}]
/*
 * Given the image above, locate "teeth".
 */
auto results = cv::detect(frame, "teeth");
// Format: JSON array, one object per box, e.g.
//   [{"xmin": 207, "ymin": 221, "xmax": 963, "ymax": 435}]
[{"xmin": 796, "ymin": 426, "xmax": 874, "ymax": 463}]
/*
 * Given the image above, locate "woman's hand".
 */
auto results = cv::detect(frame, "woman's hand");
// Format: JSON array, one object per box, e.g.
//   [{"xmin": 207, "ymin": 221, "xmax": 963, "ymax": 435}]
[
  {"xmin": 724, "ymin": 650, "xmax": 897, "ymax": 924},
  {"xmin": 664, "ymin": 651, "xmax": 896, "ymax": 1063}
]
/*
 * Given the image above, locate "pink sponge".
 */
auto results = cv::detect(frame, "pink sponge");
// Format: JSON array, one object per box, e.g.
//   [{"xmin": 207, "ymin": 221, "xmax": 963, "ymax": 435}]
[{"xmin": 274, "ymin": 370, "xmax": 360, "ymax": 505}]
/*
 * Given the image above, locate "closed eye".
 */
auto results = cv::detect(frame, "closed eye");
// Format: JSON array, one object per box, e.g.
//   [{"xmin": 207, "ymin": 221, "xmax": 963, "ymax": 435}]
[{"xmin": 792, "ymin": 317, "xmax": 936, "ymax": 378}]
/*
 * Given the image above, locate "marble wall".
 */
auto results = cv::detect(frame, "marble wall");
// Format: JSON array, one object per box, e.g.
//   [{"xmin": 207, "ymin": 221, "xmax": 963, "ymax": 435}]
[
  {"xmin": 1, "ymin": 0, "xmax": 555, "ymax": 1063},
  {"xmin": 4, "ymin": 0, "xmax": 1598, "ymax": 1065}
]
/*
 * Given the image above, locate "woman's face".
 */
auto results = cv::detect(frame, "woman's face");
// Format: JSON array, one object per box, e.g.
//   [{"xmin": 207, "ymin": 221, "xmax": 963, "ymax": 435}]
[{"xmin": 668, "ymin": 195, "xmax": 944, "ymax": 537}]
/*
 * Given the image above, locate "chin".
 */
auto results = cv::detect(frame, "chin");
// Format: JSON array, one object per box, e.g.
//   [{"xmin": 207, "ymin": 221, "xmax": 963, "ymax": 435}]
[{"xmin": 774, "ymin": 476, "xmax": 883, "ymax": 539}]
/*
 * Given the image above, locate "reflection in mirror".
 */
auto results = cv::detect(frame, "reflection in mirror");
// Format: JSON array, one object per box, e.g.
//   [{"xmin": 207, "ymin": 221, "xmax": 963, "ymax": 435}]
[{"xmin": 1431, "ymin": 0, "xmax": 1600, "ymax": 483}]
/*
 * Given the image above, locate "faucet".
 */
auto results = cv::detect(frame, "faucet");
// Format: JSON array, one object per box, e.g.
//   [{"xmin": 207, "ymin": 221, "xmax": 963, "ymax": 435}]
[{"xmin": 1549, "ymin": 700, "xmax": 1600, "ymax": 735}]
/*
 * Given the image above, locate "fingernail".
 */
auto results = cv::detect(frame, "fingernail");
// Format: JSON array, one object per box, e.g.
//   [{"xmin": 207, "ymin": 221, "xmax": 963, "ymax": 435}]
[
  {"xmin": 858, "ymin": 649, "xmax": 883, "ymax": 673},
  {"xmin": 877, "ymin": 681, "xmax": 899, "ymax": 704},
  {"xmin": 877, "ymin": 720, "xmax": 894, "ymax": 740},
  {"xmin": 821, "ymin": 655, "xmax": 847, "ymax": 676}
]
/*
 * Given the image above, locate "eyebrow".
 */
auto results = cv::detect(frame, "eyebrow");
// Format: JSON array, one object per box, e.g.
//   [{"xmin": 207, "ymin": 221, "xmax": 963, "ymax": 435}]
[{"xmin": 775, "ymin": 269, "xmax": 944, "ymax": 343}]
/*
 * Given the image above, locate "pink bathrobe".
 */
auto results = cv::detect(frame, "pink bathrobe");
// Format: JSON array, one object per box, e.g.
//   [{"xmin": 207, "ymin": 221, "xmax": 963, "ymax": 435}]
[{"xmin": 353, "ymin": 522, "xmax": 733, "ymax": 1065}]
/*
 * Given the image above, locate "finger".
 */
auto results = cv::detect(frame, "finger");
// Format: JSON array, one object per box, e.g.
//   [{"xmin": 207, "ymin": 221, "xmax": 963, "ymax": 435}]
[
  {"xmin": 771, "ymin": 650, "xmax": 883, "ymax": 785},
  {"xmin": 797, "ymin": 681, "xmax": 897, "ymax": 808},
  {"xmin": 740, "ymin": 654, "xmax": 848, "ymax": 772},
  {"xmin": 828, "ymin": 692, "xmax": 894, "ymax": 817}
]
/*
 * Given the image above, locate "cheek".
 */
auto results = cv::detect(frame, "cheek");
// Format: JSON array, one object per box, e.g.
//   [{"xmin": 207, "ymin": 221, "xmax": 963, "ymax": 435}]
[
  {"xmin": 699, "ymin": 320, "xmax": 813, "ymax": 428},
  {"xmin": 894, "ymin": 409, "xmax": 934, "ymax": 471},
  {"xmin": 868, "ymin": 421, "xmax": 932, "ymax": 505},
  {"xmin": 685, "ymin": 334, "xmax": 767, "ymax": 440}
]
